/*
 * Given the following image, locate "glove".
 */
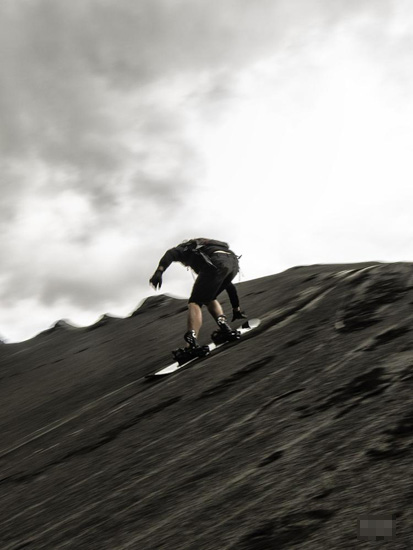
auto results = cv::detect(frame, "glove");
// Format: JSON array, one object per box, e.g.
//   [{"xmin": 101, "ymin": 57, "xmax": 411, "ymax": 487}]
[
  {"xmin": 232, "ymin": 309, "xmax": 247, "ymax": 322},
  {"xmin": 149, "ymin": 269, "xmax": 163, "ymax": 290}
]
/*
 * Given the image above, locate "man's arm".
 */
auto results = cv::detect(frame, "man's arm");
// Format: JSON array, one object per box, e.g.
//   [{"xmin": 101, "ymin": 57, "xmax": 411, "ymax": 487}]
[
  {"xmin": 226, "ymin": 282, "xmax": 240, "ymax": 309},
  {"xmin": 149, "ymin": 246, "xmax": 185, "ymax": 290},
  {"xmin": 158, "ymin": 246, "xmax": 185, "ymax": 270},
  {"xmin": 226, "ymin": 282, "xmax": 247, "ymax": 321}
]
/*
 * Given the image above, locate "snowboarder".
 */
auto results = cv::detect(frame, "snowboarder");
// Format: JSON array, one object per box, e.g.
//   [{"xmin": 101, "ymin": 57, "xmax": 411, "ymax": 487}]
[{"xmin": 149, "ymin": 238, "xmax": 246, "ymax": 357}]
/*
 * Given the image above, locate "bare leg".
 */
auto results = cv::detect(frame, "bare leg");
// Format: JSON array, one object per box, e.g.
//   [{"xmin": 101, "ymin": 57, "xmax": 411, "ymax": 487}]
[
  {"xmin": 206, "ymin": 299, "xmax": 225, "ymax": 321},
  {"xmin": 187, "ymin": 302, "xmax": 203, "ymax": 336}
]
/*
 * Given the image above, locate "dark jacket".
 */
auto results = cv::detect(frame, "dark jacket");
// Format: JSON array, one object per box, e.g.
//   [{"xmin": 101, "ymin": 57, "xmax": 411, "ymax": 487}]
[{"xmin": 159, "ymin": 238, "xmax": 233, "ymax": 274}]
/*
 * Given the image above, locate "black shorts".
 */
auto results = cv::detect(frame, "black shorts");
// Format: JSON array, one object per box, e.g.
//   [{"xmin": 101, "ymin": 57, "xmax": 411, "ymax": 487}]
[{"xmin": 189, "ymin": 253, "xmax": 239, "ymax": 306}]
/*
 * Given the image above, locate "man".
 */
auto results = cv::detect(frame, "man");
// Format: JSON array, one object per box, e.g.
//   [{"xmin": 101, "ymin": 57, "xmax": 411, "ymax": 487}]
[{"xmin": 149, "ymin": 238, "xmax": 246, "ymax": 358}]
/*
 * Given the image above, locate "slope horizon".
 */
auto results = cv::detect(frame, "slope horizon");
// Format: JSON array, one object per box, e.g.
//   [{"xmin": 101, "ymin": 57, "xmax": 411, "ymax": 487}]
[{"xmin": 0, "ymin": 260, "xmax": 385, "ymax": 345}]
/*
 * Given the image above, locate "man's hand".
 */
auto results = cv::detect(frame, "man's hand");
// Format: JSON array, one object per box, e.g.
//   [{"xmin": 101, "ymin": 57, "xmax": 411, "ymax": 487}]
[
  {"xmin": 232, "ymin": 309, "xmax": 247, "ymax": 322},
  {"xmin": 149, "ymin": 269, "xmax": 163, "ymax": 290}
]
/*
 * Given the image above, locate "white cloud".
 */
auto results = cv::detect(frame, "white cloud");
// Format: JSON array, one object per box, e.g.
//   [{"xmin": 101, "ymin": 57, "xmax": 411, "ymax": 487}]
[{"xmin": 1, "ymin": 0, "xmax": 413, "ymax": 341}]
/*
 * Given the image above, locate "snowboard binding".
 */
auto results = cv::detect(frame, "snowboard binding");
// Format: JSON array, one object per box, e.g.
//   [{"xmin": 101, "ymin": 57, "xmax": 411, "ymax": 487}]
[
  {"xmin": 172, "ymin": 345, "xmax": 210, "ymax": 365},
  {"xmin": 211, "ymin": 315, "xmax": 241, "ymax": 344},
  {"xmin": 211, "ymin": 329, "xmax": 241, "ymax": 345}
]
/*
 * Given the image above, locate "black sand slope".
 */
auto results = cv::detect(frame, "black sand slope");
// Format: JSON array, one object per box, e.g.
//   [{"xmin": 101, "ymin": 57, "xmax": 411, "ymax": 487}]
[{"xmin": 0, "ymin": 262, "xmax": 412, "ymax": 549}]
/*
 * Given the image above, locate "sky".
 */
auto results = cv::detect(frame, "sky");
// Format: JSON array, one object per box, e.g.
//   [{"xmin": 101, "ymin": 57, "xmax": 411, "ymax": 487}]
[{"xmin": 1, "ymin": 0, "xmax": 413, "ymax": 342}]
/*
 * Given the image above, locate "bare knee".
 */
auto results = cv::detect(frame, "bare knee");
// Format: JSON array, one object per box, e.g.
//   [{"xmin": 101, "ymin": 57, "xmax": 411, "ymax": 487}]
[{"xmin": 188, "ymin": 301, "xmax": 202, "ymax": 311}]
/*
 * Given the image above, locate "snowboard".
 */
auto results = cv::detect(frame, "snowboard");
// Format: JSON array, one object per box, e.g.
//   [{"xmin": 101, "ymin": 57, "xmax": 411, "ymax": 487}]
[{"xmin": 145, "ymin": 318, "xmax": 261, "ymax": 379}]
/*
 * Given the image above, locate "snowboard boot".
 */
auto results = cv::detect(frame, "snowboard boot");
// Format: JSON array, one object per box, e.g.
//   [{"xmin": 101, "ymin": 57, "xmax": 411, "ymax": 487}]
[
  {"xmin": 212, "ymin": 315, "xmax": 241, "ymax": 345},
  {"xmin": 184, "ymin": 329, "xmax": 199, "ymax": 349},
  {"xmin": 216, "ymin": 315, "xmax": 232, "ymax": 333}
]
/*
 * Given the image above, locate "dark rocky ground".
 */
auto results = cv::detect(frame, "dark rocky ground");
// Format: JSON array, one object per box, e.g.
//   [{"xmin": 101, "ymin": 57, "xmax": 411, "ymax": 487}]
[{"xmin": 0, "ymin": 262, "xmax": 412, "ymax": 549}]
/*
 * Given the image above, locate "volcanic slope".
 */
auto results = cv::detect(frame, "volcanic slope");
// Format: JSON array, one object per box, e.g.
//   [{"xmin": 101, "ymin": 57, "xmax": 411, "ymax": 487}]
[{"xmin": 0, "ymin": 262, "xmax": 412, "ymax": 549}]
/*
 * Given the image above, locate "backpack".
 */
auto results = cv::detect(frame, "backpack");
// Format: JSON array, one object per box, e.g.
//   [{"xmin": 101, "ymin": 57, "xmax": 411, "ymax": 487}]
[{"xmin": 181, "ymin": 238, "xmax": 230, "ymax": 268}]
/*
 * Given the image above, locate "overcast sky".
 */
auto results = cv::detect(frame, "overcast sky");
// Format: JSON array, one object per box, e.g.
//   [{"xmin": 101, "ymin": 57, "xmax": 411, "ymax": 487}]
[{"xmin": 1, "ymin": 0, "xmax": 413, "ymax": 342}]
